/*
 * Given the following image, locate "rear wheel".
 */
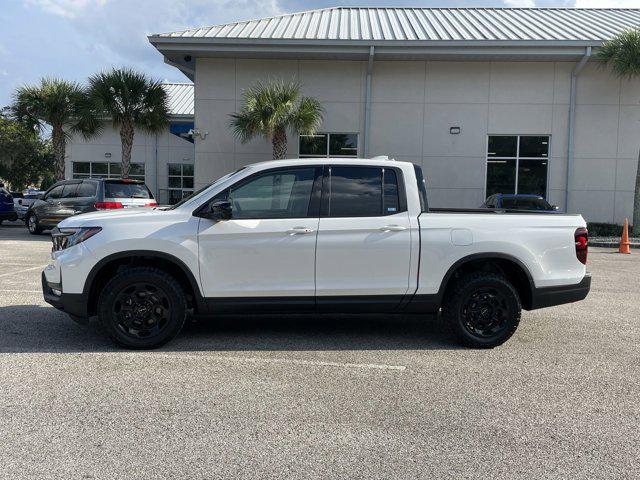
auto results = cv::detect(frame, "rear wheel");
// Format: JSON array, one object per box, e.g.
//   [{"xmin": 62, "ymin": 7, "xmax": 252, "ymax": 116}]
[
  {"xmin": 442, "ymin": 272, "xmax": 521, "ymax": 348},
  {"xmin": 26, "ymin": 214, "xmax": 43, "ymax": 235},
  {"xmin": 98, "ymin": 267, "xmax": 187, "ymax": 349}
]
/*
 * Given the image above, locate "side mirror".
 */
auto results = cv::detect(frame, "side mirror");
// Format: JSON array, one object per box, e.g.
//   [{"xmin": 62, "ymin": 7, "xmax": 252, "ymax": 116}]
[{"xmin": 208, "ymin": 200, "xmax": 232, "ymax": 220}]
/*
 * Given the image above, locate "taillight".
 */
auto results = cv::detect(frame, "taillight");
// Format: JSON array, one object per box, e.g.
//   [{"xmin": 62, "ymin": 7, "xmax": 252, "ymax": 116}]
[
  {"xmin": 94, "ymin": 202, "xmax": 123, "ymax": 210},
  {"xmin": 575, "ymin": 227, "xmax": 588, "ymax": 265},
  {"xmin": 146, "ymin": 202, "xmax": 158, "ymax": 207}
]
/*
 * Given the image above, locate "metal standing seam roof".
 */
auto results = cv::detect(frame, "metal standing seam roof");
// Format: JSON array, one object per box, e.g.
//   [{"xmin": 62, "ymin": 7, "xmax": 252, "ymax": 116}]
[
  {"xmin": 163, "ymin": 82, "xmax": 193, "ymax": 116},
  {"xmin": 154, "ymin": 7, "xmax": 640, "ymax": 43}
]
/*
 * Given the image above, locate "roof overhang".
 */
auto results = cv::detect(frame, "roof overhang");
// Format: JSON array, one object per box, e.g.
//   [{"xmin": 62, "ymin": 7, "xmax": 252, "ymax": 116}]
[{"xmin": 149, "ymin": 36, "xmax": 603, "ymax": 73}]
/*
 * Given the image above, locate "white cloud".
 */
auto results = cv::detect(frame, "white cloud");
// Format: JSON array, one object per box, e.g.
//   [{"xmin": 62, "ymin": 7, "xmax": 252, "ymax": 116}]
[
  {"xmin": 25, "ymin": 0, "xmax": 109, "ymax": 19},
  {"xmin": 503, "ymin": 0, "xmax": 536, "ymax": 7},
  {"xmin": 574, "ymin": 0, "xmax": 640, "ymax": 6},
  {"xmin": 22, "ymin": 0, "xmax": 283, "ymax": 73}
]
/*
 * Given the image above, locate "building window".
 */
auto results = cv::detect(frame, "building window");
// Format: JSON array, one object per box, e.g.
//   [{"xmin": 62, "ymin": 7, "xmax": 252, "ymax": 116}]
[
  {"xmin": 486, "ymin": 135, "xmax": 549, "ymax": 198},
  {"xmin": 72, "ymin": 162, "xmax": 145, "ymax": 181},
  {"xmin": 167, "ymin": 163, "xmax": 194, "ymax": 205},
  {"xmin": 299, "ymin": 133, "xmax": 358, "ymax": 158}
]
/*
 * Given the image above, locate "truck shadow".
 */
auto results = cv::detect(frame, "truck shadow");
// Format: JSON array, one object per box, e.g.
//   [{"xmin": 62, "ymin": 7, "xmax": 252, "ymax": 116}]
[{"xmin": 0, "ymin": 305, "xmax": 462, "ymax": 353}]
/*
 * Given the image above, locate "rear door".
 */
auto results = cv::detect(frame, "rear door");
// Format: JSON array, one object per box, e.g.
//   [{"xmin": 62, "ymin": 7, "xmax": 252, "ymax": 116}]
[
  {"xmin": 315, "ymin": 165, "xmax": 412, "ymax": 310},
  {"xmin": 103, "ymin": 180, "xmax": 156, "ymax": 208},
  {"xmin": 197, "ymin": 166, "xmax": 322, "ymax": 301}
]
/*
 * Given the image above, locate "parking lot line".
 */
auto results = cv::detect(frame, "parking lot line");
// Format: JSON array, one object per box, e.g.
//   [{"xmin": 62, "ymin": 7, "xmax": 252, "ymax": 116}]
[
  {"xmin": 0, "ymin": 265, "xmax": 47, "ymax": 278},
  {"xmin": 148, "ymin": 353, "xmax": 407, "ymax": 371}
]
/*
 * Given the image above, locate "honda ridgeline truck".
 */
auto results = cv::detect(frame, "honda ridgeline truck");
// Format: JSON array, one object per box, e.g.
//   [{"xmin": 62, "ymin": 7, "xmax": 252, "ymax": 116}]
[{"xmin": 42, "ymin": 159, "xmax": 591, "ymax": 349}]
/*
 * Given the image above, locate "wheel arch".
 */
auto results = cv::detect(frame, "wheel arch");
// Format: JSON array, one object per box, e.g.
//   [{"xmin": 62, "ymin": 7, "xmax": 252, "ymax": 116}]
[
  {"xmin": 437, "ymin": 253, "xmax": 535, "ymax": 310},
  {"xmin": 84, "ymin": 250, "xmax": 204, "ymax": 317}
]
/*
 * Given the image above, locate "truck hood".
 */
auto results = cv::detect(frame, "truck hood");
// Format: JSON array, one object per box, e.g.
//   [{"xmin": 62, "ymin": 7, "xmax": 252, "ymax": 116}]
[{"xmin": 58, "ymin": 208, "xmax": 170, "ymax": 227}]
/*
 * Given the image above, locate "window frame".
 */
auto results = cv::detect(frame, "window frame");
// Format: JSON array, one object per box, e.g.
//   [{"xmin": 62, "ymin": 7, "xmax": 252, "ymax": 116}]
[
  {"xmin": 72, "ymin": 161, "xmax": 146, "ymax": 181},
  {"xmin": 167, "ymin": 163, "xmax": 195, "ymax": 205},
  {"xmin": 194, "ymin": 166, "xmax": 324, "ymax": 220},
  {"xmin": 299, "ymin": 132, "xmax": 360, "ymax": 158},
  {"xmin": 320, "ymin": 165, "xmax": 408, "ymax": 218},
  {"xmin": 485, "ymin": 135, "xmax": 551, "ymax": 200}
]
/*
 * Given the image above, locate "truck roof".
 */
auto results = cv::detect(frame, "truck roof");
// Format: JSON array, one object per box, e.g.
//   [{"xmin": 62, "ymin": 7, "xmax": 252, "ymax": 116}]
[{"xmin": 245, "ymin": 157, "xmax": 410, "ymax": 169}]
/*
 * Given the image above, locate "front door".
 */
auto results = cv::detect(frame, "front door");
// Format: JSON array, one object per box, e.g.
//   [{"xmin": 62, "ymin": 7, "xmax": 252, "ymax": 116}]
[
  {"xmin": 198, "ymin": 166, "xmax": 322, "ymax": 301},
  {"xmin": 315, "ymin": 165, "xmax": 412, "ymax": 310}
]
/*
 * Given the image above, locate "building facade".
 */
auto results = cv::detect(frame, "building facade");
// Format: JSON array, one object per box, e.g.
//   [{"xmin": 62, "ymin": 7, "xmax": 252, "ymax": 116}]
[
  {"xmin": 150, "ymin": 7, "xmax": 640, "ymax": 223},
  {"xmin": 65, "ymin": 83, "xmax": 195, "ymax": 205}
]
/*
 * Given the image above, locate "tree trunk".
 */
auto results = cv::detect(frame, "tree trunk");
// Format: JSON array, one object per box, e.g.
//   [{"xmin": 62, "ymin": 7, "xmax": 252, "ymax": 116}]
[
  {"xmin": 272, "ymin": 128, "xmax": 288, "ymax": 160},
  {"xmin": 633, "ymin": 148, "xmax": 640, "ymax": 236},
  {"xmin": 120, "ymin": 120, "xmax": 135, "ymax": 178},
  {"xmin": 51, "ymin": 125, "xmax": 66, "ymax": 181}
]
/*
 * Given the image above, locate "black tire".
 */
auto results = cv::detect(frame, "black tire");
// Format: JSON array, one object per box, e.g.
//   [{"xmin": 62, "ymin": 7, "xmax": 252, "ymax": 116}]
[
  {"xmin": 442, "ymin": 272, "xmax": 521, "ymax": 349},
  {"xmin": 98, "ymin": 267, "xmax": 187, "ymax": 349},
  {"xmin": 26, "ymin": 213, "xmax": 43, "ymax": 235}
]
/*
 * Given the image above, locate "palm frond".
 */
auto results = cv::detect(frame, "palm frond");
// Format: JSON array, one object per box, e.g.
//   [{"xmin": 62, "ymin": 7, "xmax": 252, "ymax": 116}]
[
  {"xmin": 596, "ymin": 28, "xmax": 640, "ymax": 78},
  {"xmin": 229, "ymin": 78, "xmax": 323, "ymax": 147}
]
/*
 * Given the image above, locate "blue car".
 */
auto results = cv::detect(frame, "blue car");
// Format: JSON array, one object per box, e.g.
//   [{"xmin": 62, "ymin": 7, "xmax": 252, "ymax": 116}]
[
  {"xmin": 0, "ymin": 184, "xmax": 18, "ymax": 225},
  {"xmin": 482, "ymin": 194, "xmax": 560, "ymax": 212}
]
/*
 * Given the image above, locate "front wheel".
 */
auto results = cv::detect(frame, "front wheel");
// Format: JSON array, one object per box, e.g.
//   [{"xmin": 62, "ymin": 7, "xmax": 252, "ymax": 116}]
[
  {"xmin": 98, "ymin": 267, "xmax": 187, "ymax": 349},
  {"xmin": 442, "ymin": 272, "xmax": 521, "ymax": 349},
  {"xmin": 26, "ymin": 214, "xmax": 43, "ymax": 235}
]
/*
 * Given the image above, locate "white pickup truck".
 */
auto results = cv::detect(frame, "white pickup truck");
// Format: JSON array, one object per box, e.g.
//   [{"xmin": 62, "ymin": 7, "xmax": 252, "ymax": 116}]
[{"xmin": 42, "ymin": 158, "xmax": 591, "ymax": 349}]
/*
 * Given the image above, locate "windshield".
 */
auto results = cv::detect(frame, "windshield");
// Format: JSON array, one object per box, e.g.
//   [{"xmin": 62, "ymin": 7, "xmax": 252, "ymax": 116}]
[{"xmin": 167, "ymin": 167, "xmax": 247, "ymax": 210}]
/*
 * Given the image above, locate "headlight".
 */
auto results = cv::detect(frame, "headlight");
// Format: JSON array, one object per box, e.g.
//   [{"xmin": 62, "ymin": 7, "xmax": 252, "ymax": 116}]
[{"xmin": 51, "ymin": 227, "xmax": 102, "ymax": 251}]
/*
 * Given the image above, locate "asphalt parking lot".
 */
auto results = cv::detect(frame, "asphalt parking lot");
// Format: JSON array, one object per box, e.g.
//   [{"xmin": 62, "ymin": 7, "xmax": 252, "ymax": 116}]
[{"xmin": 0, "ymin": 223, "xmax": 638, "ymax": 479}]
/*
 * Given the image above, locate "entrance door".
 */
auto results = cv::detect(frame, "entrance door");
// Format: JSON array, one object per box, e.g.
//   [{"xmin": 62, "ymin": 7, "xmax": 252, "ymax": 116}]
[
  {"xmin": 198, "ymin": 166, "xmax": 322, "ymax": 300},
  {"xmin": 315, "ymin": 165, "xmax": 412, "ymax": 310}
]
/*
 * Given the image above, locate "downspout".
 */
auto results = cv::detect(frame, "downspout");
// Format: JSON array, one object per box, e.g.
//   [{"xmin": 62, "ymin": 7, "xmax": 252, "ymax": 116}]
[
  {"xmin": 363, "ymin": 46, "xmax": 375, "ymax": 158},
  {"xmin": 565, "ymin": 46, "xmax": 592, "ymax": 213}
]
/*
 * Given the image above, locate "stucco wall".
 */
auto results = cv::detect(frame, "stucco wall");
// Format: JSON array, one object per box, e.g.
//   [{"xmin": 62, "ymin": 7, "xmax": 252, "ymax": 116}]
[
  {"xmin": 194, "ymin": 57, "xmax": 640, "ymax": 223},
  {"xmin": 66, "ymin": 122, "xmax": 195, "ymax": 197}
]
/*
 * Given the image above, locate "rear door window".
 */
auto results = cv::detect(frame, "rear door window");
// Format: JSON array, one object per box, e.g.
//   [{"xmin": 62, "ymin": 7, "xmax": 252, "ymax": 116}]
[
  {"xmin": 46, "ymin": 185, "xmax": 64, "ymax": 200},
  {"xmin": 327, "ymin": 166, "xmax": 404, "ymax": 217},
  {"xmin": 105, "ymin": 182, "xmax": 152, "ymax": 199},
  {"xmin": 61, "ymin": 183, "xmax": 79, "ymax": 198},
  {"xmin": 77, "ymin": 182, "xmax": 97, "ymax": 198}
]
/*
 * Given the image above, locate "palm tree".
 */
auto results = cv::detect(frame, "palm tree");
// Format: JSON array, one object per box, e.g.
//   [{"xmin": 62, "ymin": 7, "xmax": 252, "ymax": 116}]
[
  {"xmin": 230, "ymin": 79, "xmax": 323, "ymax": 159},
  {"xmin": 87, "ymin": 68, "xmax": 169, "ymax": 178},
  {"xmin": 597, "ymin": 28, "xmax": 640, "ymax": 234},
  {"xmin": 12, "ymin": 78, "xmax": 96, "ymax": 181}
]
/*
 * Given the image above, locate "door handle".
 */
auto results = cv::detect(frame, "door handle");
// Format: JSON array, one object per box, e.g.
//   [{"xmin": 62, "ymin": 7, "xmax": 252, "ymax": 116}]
[
  {"xmin": 287, "ymin": 227, "xmax": 315, "ymax": 235},
  {"xmin": 380, "ymin": 225, "xmax": 407, "ymax": 232}
]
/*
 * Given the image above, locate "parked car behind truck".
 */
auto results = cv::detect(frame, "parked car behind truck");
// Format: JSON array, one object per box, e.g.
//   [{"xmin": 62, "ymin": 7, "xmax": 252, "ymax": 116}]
[
  {"xmin": 0, "ymin": 185, "xmax": 18, "ymax": 225},
  {"xmin": 43, "ymin": 159, "xmax": 591, "ymax": 349},
  {"xmin": 26, "ymin": 178, "xmax": 157, "ymax": 234}
]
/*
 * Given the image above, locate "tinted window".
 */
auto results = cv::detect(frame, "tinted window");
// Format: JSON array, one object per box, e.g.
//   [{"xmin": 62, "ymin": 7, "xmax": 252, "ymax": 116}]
[
  {"xmin": 329, "ymin": 134, "xmax": 358, "ymax": 156},
  {"xmin": 105, "ymin": 182, "xmax": 151, "ymax": 199},
  {"xmin": 329, "ymin": 167, "xmax": 382, "ymax": 217},
  {"xmin": 61, "ymin": 184, "xmax": 79, "ymax": 198},
  {"xmin": 383, "ymin": 169, "xmax": 400, "ymax": 214},
  {"xmin": 488, "ymin": 136, "xmax": 517, "ymax": 157},
  {"xmin": 299, "ymin": 134, "xmax": 327, "ymax": 157},
  {"xmin": 228, "ymin": 168, "xmax": 316, "ymax": 219},
  {"xmin": 77, "ymin": 182, "xmax": 97, "ymax": 197},
  {"xmin": 519, "ymin": 136, "xmax": 549, "ymax": 158},
  {"xmin": 46, "ymin": 185, "xmax": 64, "ymax": 200},
  {"xmin": 501, "ymin": 197, "xmax": 550, "ymax": 210}
]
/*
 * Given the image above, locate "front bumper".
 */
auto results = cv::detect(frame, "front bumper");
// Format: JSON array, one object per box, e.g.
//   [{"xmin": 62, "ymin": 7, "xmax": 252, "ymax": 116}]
[
  {"xmin": 529, "ymin": 273, "xmax": 591, "ymax": 310},
  {"xmin": 42, "ymin": 271, "xmax": 89, "ymax": 320}
]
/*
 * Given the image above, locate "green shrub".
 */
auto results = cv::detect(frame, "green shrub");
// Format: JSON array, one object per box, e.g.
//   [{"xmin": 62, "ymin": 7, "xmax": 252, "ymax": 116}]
[{"xmin": 587, "ymin": 222, "xmax": 634, "ymax": 237}]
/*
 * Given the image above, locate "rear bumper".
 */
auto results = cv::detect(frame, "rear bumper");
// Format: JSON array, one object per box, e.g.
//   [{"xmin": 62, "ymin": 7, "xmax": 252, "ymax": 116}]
[
  {"xmin": 529, "ymin": 273, "xmax": 591, "ymax": 310},
  {"xmin": 42, "ymin": 271, "xmax": 89, "ymax": 320}
]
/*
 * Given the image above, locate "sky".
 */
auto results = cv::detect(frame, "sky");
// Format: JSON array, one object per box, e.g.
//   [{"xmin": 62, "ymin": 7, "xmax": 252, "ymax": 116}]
[{"xmin": 0, "ymin": 0, "xmax": 637, "ymax": 108}]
